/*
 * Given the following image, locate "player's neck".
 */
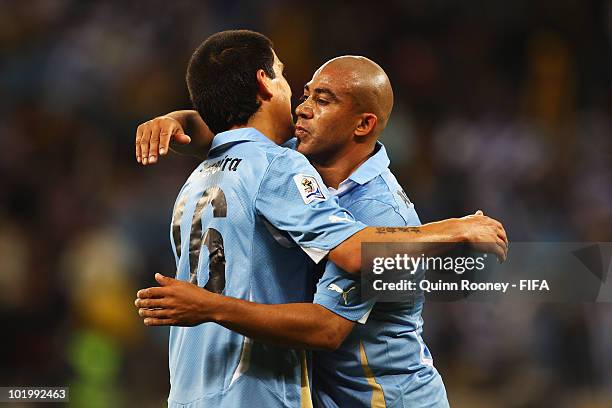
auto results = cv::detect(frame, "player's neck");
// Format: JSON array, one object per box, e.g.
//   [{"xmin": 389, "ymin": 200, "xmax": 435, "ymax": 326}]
[
  {"xmin": 237, "ymin": 111, "xmax": 291, "ymax": 145},
  {"xmin": 312, "ymin": 143, "xmax": 375, "ymax": 189}
]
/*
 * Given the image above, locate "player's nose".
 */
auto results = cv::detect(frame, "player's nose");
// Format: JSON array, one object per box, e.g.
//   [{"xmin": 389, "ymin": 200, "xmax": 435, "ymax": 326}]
[{"xmin": 295, "ymin": 101, "xmax": 312, "ymax": 119}]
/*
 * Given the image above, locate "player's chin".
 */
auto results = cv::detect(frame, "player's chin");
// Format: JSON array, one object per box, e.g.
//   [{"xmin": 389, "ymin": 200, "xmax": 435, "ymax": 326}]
[{"xmin": 295, "ymin": 138, "xmax": 310, "ymax": 154}]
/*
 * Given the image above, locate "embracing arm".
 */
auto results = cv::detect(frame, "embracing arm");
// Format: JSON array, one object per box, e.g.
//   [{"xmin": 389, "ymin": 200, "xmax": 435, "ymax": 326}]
[
  {"xmin": 135, "ymin": 110, "xmax": 214, "ymax": 164},
  {"xmin": 210, "ymin": 296, "xmax": 353, "ymax": 351},
  {"xmin": 135, "ymin": 273, "xmax": 354, "ymax": 351},
  {"xmin": 329, "ymin": 211, "xmax": 509, "ymax": 274}
]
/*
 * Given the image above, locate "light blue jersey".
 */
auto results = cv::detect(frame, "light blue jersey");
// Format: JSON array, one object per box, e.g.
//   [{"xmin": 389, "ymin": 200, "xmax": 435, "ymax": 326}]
[
  {"xmin": 168, "ymin": 128, "xmax": 366, "ymax": 408},
  {"xmin": 312, "ymin": 143, "xmax": 450, "ymax": 408}
]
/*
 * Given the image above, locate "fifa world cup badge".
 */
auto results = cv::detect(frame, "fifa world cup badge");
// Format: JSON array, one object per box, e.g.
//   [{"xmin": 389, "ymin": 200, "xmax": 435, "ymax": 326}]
[{"xmin": 293, "ymin": 174, "xmax": 326, "ymax": 204}]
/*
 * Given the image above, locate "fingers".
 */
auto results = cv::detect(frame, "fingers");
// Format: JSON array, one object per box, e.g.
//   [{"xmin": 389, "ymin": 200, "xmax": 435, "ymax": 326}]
[
  {"xmin": 480, "ymin": 215, "xmax": 508, "ymax": 247},
  {"xmin": 497, "ymin": 226, "xmax": 508, "ymax": 246},
  {"xmin": 158, "ymin": 123, "xmax": 192, "ymax": 155},
  {"xmin": 492, "ymin": 218, "xmax": 504, "ymax": 234},
  {"xmin": 155, "ymin": 272, "xmax": 178, "ymax": 286},
  {"xmin": 475, "ymin": 210, "xmax": 484, "ymax": 216},
  {"xmin": 485, "ymin": 216, "xmax": 508, "ymax": 247},
  {"xmin": 138, "ymin": 307, "xmax": 169, "ymax": 318},
  {"xmin": 158, "ymin": 127, "xmax": 175, "ymax": 157},
  {"xmin": 134, "ymin": 297, "xmax": 167, "ymax": 308},
  {"xmin": 143, "ymin": 318, "xmax": 175, "ymax": 326},
  {"xmin": 496, "ymin": 237, "xmax": 508, "ymax": 262},
  {"xmin": 173, "ymin": 131, "xmax": 192, "ymax": 146},
  {"xmin": 484, "ymin": 216, "xmax": 508, "ymax": 246},
  {"xmin": 140, "ymin": 125, "xmax": 151, "ymax": 165},
  {"xmin": 134, "ymin": 116, "xmax": 187, "ymax": 165},
  {"xmin": 486, "ymin": 220, "xmax": 508, "ymax": 262},
  {"xmin": 149, "ymin": 130, "xmax": 160, "ymax": 164},
  {"xmin": 491, "ymin": 241, "xmax": 506, "ymax": 263},
  {"xmin": 136, "ymin": 286, "xmax": 167, "ymax": 299},
  {"xmin": 135, "ymin": 124, "xmax": 143, "ymax": 163}
]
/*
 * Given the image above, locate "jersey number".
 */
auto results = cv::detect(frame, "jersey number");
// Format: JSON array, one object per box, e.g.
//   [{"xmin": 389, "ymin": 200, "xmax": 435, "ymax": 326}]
[{"xmin": 172, "ymin": 186, "xmax": 227, "ymax": 293}]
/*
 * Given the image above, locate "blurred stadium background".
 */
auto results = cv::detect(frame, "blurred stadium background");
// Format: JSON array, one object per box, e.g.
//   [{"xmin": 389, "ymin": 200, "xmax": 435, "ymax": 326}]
[{"xmin": 1, "ymin": 0, "xmax": 611, "ymax": 406}]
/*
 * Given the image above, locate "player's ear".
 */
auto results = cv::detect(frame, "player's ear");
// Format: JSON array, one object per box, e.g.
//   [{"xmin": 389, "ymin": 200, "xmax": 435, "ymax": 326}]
[
  {"xmin": 256, "ymin": 69, "xmax": 274, "ymax": 101},
  {"xmin": 354, "ymin": 113, "xmax": 378, "ymax": 138}
]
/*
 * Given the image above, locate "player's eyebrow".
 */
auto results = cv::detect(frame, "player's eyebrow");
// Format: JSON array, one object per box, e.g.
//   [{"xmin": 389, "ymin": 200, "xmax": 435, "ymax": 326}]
[{"xmin": 303, "ymin": 84, "xmax": 339, "ymax": 101}]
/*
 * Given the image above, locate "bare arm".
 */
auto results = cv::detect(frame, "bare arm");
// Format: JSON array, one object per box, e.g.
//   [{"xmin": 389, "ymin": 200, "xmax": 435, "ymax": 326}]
[
  {"xmin": 135, "ymin": 110, "xmax": 214, "ymax": 164},
  {"xmin": 329, "ymin": 211, "xmax": 509, "ymax": 274},
  {"xmin": 210, "ymin": 297, "xmax": 353, "ymax": 351},
  {"xmin": 135, "ymin": 274, "xmax": 354, "ymax": 351}
]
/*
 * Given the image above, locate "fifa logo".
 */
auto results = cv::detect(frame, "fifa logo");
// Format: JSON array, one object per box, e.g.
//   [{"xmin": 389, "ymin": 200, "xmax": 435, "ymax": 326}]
[
  {"xmin": 294, "ymin": 175, "xmax": 326, "ymax": 203},
  {"xmin": 302, "ymin": 178, "xmax": 315, "ymax": 193}
]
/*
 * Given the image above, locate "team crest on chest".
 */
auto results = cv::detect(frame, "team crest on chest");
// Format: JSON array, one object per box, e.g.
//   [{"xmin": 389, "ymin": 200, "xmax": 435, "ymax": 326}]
[{"xmin": 293, "ymin": 174, "xmax": 326, "ymax": 204}]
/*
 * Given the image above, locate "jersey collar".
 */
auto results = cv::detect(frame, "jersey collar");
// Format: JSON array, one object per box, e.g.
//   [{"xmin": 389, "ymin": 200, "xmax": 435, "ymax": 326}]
[
  {"xmin": 347, "ymin": 142, "xmax": 390, "ymax": 185},
  {"xmin": 210, "ymin": 127, "xmax": 275, "ymax": 153}
]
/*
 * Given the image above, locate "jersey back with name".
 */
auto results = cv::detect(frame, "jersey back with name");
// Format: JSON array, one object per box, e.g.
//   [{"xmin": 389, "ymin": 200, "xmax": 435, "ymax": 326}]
[{"xmin": 166, "ymin": 128, "xmax": 365, "ymax": 408}]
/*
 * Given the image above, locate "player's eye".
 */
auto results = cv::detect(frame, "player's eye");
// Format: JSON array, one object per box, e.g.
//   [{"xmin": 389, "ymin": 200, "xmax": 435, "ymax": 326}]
[
  {"xmin": 316, "ymin": 97, "xmax": 329, "ymax": 106},
  {"xmin": 298, "ymin": 94, "xmax": 308, "ymax": 103}
]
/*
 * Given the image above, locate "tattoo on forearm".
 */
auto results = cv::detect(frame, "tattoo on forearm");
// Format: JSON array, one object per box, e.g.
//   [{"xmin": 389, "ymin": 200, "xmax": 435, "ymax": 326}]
[{"xmin": 375, "ymin": 227, "xmax": 421, "ymax": 234}]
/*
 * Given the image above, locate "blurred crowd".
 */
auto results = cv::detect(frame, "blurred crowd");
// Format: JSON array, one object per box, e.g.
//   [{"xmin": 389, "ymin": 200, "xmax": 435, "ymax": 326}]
[{"xmin": 1, "ymin": 1, "xmax": 611, "ymax": 407}]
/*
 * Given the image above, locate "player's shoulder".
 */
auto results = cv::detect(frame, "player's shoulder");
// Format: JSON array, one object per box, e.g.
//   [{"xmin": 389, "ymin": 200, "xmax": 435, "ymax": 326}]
[
  {"xmin": 247, "ymin": 144, "xmax": 318, "ymax": 199},
  {"xmin": 370, "ymin": 169, "xmax": 416, "ymax": 211},
  {"xmin": 346, "ymin": 170, "xmax": 420, "ymax": 226},
  {"xmin": 259, "ymin": 143, "xmax": 312, "ymax": 171},
  {"xmin": 349, "ymin": 171, "xmax": 398, "ymax": 206},
  {"xmin": 216, "ymin": 139, "xmax": 294, "ymax": 172},
  {"xmin": 273, "ymin": 143, "xmax": 305, "ymax": 159}
]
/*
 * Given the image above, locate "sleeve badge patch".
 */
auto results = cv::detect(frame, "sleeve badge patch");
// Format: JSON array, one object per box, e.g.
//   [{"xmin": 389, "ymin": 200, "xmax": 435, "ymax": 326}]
[{"xmin": 293, "ymin": 174, "xmax": 326, "ymax": 204}]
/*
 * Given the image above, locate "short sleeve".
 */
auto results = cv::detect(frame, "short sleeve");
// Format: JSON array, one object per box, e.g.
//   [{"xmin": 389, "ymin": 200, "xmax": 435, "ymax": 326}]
[
  {"xmin": 314, "ymin": 198, "xmax": 413, "ymax": 323},
  {"xmin": 255, "ymin": 150, "xmax": 366, "ymax": 263},
  {"xmin": 314, "ymin": 262, "xmax": 376, "ymax": 323}
]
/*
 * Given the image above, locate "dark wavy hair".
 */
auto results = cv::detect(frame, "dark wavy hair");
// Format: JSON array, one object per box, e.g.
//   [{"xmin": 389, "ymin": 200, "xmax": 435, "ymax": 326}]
[{"xmin": 186, "ymin": 30, "xmax": 276, "ymax": 134}]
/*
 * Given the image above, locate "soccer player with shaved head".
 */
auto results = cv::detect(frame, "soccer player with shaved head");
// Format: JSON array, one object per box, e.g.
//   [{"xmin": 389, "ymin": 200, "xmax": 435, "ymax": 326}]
[
  {"xmin": 134, "ymin": 30, "xmax": 507, "ymax": 407},
  {"xmin": 294, "ymin": 55, "xmax": 449, "ymax": 407}
]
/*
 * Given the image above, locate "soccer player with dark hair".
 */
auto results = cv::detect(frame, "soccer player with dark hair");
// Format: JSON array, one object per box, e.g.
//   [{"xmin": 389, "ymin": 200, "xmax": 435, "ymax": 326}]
[{"xmin": 134, "ymin": 30, "xmax": 507, "ymax": 407}]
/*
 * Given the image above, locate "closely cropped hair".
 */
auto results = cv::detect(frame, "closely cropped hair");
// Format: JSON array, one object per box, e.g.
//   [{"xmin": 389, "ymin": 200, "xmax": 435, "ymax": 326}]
[{"xmin": 186, "ymin": 30, "xmax": 276, "ymax": 134}]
